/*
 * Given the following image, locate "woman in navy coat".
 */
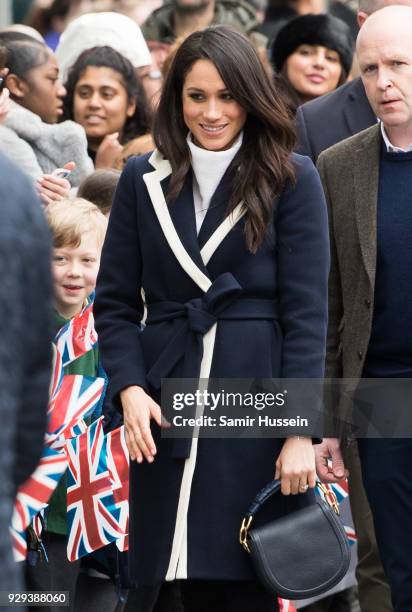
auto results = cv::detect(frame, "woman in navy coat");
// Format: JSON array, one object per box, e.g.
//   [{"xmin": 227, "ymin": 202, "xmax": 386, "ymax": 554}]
[{"xmin": 95, "ymin": 25, "xmax": 329, "ymax": 612}]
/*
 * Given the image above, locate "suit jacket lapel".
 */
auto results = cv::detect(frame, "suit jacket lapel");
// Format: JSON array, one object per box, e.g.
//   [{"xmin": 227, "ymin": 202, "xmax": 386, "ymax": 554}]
[
  {"xmin": 353, "ymin": 124, "xmax": 381, "ymax": 288},
  {"xmin": 344, "ymin": 78, "xmax": 376, "ymax": 136}
]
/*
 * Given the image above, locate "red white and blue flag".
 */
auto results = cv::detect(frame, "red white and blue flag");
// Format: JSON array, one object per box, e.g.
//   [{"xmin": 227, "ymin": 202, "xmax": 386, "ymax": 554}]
[
  {"xmin": 11, "ymin": 301, "xmax": 105, "ymax": 561},
  {"xmin": 66, "ymin": 418, "xmax": 125, "ymax": 561},
  {"xmin": 10, "ymin": 445, "xmax": 67, "ymax": 561},
  {"xmin": 55, "ymin": 303, "xmax": 97, "ymax": 367},
  {"xmin": 106, "ymin": 425, "xmax": 129, "ymax": 552},
  {"xmin": 46, "ymin": 374, "xmax": 105, "ymax": 447}
]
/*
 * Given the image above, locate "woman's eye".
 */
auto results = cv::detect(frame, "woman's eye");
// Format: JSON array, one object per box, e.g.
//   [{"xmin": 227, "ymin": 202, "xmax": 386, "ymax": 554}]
[
  {"xmin": 221, "ymin": 93, "xmax": 233, "ymax": 101},
  {"xmin": 188, "ymin": 93, "xmax": 204, "ymax": 101},
  {"xmin": 77, "ymin": 89, "xmax": 90, "ymax": 98}
]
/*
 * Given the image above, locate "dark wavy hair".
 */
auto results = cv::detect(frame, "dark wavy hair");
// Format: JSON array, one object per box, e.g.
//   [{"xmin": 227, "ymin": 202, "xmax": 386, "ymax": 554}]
[
  {"xmin": 62, "ymin": 46, "xmax": 151, "ymax": 144},
  {"xmin": 154, "ymin": 26, "xmax": 296, "ymax": 253}
]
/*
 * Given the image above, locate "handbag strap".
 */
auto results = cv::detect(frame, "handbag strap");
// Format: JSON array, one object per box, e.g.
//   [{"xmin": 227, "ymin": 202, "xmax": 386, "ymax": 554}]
[
  {"xmin": 239, "ymin": 480, "xmax": 340, "ymax": 553},
  {"xmin": 246, "ymin": 479, "xmax": 282, "ymax": 517}
]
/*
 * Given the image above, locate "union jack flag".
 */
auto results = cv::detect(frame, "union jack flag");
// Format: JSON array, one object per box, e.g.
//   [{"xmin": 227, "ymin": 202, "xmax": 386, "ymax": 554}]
[
  {"xmin": 55, "ymin": 303, "xmax": 97, "ymax": 367},
  {"xmin": 46, "ymin": 374, "xmax": 105, "ymax": 447},
  {"xmin": 10, "ymin": 446, "xmax": 67, "ymax": 561},
  {"xmin": 66, "ymin": 418, "xmax": 125, "ymax": 561},
  {"xmin": 316, "ymin": 480, "xmax": 357, "ymax": 546},
  {"xmin": 106, "ymin": 425, "xmax": 129, "ymax": 552},
  {"xmin": 330, "ymin": 480, "xmax": 349, "ymax": 504}
]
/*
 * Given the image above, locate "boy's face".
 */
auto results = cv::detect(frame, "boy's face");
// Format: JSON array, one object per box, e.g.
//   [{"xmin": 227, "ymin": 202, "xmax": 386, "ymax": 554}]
[{"xmin": 52, "ymin": 230, "xmax": 101, "ymax": 319}]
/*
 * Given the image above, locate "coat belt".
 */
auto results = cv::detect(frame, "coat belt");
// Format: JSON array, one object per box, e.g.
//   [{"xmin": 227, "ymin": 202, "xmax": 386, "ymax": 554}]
[{"xmin": 145, "ymin": 272, "xmax": 279, "ymax": 458}]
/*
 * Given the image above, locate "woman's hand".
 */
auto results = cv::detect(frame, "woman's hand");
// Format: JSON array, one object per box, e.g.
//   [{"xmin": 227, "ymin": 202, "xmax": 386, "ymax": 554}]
[
  {"xmin": 36, "ymin": 162, "xmax": 75, "ymax": 205},
  {"xmin": 121, "ymin": 385, "xmax": 165, "ymax": 463},
  {"xmin": 275, "ymin": 437, "xmax": 317, "ymax": 495},
  {"xmin": 95, "ymin": 132, "xmax": 123, "ymax": 170}
]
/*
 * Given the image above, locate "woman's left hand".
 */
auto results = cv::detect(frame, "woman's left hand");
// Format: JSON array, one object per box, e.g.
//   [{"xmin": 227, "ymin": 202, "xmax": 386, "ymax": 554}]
[{"xmin": 275, "ymin": 437, "xmax": 317, "ymax": 495}]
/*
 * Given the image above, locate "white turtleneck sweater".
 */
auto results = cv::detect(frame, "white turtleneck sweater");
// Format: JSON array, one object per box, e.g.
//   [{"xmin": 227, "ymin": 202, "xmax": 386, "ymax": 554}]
[{"xmin": 187, "ymin": 132, "xmax": 243, "ymax": 234}]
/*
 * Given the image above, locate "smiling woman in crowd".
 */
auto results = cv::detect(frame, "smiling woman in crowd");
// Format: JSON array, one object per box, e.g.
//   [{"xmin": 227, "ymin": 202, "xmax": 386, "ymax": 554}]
[
  {"xmin": 94, "ymin": 25, "xmax": 329, "ymax": 612},
  {"xmin": 271, "ymin": 14, "xmax": 354, "ymax": 112},
  {"xmin": 62, "ymin": 46, "xmax": 152, "ymax": 170},
  {"xmin": 0, "ymin": 32, "xmax": 92, "ymax": 195}
]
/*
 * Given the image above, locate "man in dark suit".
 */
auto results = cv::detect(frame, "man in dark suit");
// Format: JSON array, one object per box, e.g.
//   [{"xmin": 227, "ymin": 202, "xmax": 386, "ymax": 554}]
[
  {"xmin": 296, "ymin": 0, "xmax": 412, "ymax": 163},
  {"xmin": 317, "ymin": 6, "xmax": 412, "ymax": 610},
  {"xmin": 0, "ymin": 152, "xmax": 53, "ymax": 601}
]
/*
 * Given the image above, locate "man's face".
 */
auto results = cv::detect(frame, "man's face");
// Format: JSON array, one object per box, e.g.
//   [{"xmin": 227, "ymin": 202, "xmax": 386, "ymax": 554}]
[{"xmin": 358, "ymin": 27, "xmax": 412, "ymax": 133}]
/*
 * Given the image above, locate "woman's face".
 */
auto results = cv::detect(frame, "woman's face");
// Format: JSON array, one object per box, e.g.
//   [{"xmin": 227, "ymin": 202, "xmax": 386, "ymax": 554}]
[
  {"xmin": 73, "ymin": 66, "xmax": 136, "ymax": 148},
  {"xmin": 285, "ymin": 44, "xmax": 343, "ymax": 102},
  {"xmin": 182, "ymin": 59, "xmax": 247, "ymax": 151},
  {"xmin": 22, "ymin": 51, "xmax": 66, "ymax": 124}
]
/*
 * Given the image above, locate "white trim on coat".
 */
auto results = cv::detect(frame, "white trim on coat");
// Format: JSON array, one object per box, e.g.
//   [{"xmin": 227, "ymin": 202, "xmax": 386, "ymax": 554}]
[{"xmin": 143, "ymin": 150, "xmax": 245, "ymax": 581}]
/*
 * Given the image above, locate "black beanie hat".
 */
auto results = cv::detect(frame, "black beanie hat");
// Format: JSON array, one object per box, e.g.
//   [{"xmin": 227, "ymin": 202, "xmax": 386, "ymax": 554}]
[{"xmin": 271, "ymin": 14, "xmax": 354, "ymax": 76}]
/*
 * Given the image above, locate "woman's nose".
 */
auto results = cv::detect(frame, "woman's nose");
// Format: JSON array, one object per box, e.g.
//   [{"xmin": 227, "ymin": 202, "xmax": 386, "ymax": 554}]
[
  {"xmin": 87, "ymin": 92, "xmax": 102, "ymax": 108},
  {"xmin": 312, "ymin": 52, "xmax": 326, "ymax": 68},
  {"xmin": 203, "ymin": 99, "xmax": 222, "ymax": 121},
  {"xmin": 58, "ymin": 82, "xmax": 67, "ymax": 98}
]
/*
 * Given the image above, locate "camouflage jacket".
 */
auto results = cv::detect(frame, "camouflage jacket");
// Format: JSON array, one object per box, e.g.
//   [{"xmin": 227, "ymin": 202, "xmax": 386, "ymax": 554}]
[{"xmin": 142, "ymin": 0, "xmax": 267, "ymax": 47}]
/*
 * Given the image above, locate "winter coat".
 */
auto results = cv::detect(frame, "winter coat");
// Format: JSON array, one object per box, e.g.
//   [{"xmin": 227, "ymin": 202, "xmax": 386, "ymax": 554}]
[
  {"xmin": 94, "ymin": 150, "xmax": 329, "ymax": 585},
  {"xmin": 0, "ymin": 153, "xmax": 53, "ymax": 596},
  {"xmin": 0, "ymin": 100, "xmax": 93, "ymax": 186}
]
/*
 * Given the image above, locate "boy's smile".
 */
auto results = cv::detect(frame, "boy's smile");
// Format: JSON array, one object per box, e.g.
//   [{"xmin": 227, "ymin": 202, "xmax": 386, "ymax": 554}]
[{"xmin": 53, "ymin": 230, "xmax": 101, "ymax": 319}]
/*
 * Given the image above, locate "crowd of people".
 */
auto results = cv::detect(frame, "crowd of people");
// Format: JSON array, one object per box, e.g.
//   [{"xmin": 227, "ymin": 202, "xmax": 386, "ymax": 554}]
[{"xmin": 1, "ymin": 0, "xmax": 412, "ymax": 611}]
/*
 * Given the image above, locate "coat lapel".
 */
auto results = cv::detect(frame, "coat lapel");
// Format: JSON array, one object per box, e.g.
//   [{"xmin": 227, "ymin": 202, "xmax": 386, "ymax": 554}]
[
  {"xmin": 165, "ymin": 171, "xmax": 208, "ymax": 275},
  {"xmin": 197, "ymin": 164, "xmax": 237, "ymax": 250},
  {"xmin": 143, "ymin": 150, "xmax": 246, "ymax": 287},
  {"xmin": 353, "ymin": 124, "xmax": 381, "ymax": 288},
  {"xmin": 344, "ymin": 78, "xmax": 376, "ymax": 136}
]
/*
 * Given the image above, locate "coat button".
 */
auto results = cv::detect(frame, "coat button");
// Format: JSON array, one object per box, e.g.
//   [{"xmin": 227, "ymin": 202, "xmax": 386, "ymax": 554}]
[
  {"xmin": 358, "ymin": 350, "xmax": 363, "ymax": 360},
  {"xmin": 365, "ymin": 299, "xmax": 371, "ymax": 308}
]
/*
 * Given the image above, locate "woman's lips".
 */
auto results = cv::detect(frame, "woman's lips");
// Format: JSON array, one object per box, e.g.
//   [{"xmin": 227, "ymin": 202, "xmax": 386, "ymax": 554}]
[
  {"xmin": 199, "ymin": 124, "xmax": 228, "ymax": 136},
  {"xmin": 306, "ymin": 74, "xmax": 326, "ymax": 84},
  {"xmin": 84, "ymin": 115, "xmax": 105, "ymax": 124}
]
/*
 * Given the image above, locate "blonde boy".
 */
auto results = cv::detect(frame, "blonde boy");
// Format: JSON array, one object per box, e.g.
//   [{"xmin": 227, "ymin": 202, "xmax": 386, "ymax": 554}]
[
  {"xmin": 26, "ymin": 198, "xmax": 108, "ymax": 602},
  {"xmin": 45, "ymin": 198, "xmax": 108, "ymax": 318}
]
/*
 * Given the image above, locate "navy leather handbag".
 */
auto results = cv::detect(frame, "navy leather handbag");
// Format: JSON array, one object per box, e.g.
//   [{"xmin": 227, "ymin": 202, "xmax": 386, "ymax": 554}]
[{"xmin": 239, "ymin": 480, "xmax": 350, "ymax": 599}]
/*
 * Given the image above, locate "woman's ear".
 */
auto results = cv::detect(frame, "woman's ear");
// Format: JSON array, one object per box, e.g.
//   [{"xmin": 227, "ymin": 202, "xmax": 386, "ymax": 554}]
[
  {"xmin": 6, "ymin": 73, "xmax": 29, "ymax": 99},
  {"xmin": 127, "ymin": 99, "xmax": 137, "ymax": 118}
]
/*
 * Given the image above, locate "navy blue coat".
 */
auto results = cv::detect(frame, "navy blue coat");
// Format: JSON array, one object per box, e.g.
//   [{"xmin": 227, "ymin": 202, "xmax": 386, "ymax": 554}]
[{"xmin": 94, "ymin": 150, "xmax": 330, "ymax": 585}]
